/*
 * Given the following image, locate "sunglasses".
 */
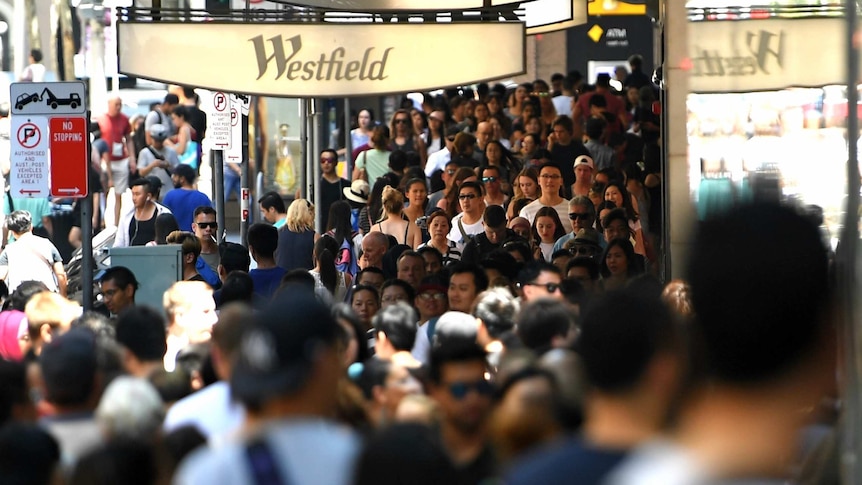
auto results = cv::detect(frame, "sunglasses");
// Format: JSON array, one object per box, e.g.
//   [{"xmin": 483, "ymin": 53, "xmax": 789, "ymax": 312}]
[
  {"xmin": 523, "ymin": 282, "xmax": 562, "ymax": 293},
  {"xmin": 569, "ymin": 246, "xmax": 596, "ymax": 256},
  {"xmin": 481, "ymin": 176, "xmax": 498, "ymax": 183},
  {"xmin": 447, "ymin": 379, "xmax": 494, "ymax": 400},
  {"xmin": 446, "ymin": 136, "xmax": 456, "ymax": 142},
  {"xmin": 569, "ymin": 212, "xmax": 591, "ymax": 221},
  {"xmin": 321, "ymin": 157, "xmax": 337, "ymax": 164},
  {"xmin": 446, "ymin": 169, "xmax": 457, "ymax": 175},
  {"xmin": 195, "ymin": 222, "xmax": 218, "ymax": 229},
  {"xmin": 418, "ymin": 292, "xmax": 447, "ymax": 301},
  {"xmin": 394, "ymin": 118, "xmax": 410, "ymax": 124},
  {"xmin": 458, "ymin": 193, "xmax": 478, "ymax": 200}
]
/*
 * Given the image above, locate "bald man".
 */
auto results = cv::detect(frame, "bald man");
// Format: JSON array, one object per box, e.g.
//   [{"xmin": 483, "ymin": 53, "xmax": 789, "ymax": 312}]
[
  {"xmin": 98, "ymin": 96, "xmax": 136, "ymax": 225},
  {"xmin": 360, "ymin": 231, "xmax": 389, "ymax": 271}
]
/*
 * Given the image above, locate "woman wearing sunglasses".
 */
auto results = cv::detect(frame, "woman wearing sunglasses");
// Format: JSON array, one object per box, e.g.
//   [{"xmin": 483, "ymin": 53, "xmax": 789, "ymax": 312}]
[{"xmin": 389, "ymin": 109, "xmax": 427, "ymax": 169}]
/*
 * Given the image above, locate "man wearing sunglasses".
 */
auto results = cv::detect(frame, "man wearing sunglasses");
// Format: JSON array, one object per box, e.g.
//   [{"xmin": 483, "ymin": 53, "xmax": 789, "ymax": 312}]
[
  {"xmin": 448, "ymin": 181, "xmax": 487, "ymax": 254},
  {"xmin": 553, "ymin": 196, "xmax": 605, "ymax": 254},
  {"xmin": 517, "ymin": 260, "xmax": 564, "ymax": 303},
  {"xmin": 428, "ymin": 343, "xmax": 496, "ymax": 484},
  {"xmin": 193, "ymin": 206, "xmax": 220, "ymax": 274},
  {"xmin": 480, "ymin": 166, "xmax": 508, "ymax": 208}
]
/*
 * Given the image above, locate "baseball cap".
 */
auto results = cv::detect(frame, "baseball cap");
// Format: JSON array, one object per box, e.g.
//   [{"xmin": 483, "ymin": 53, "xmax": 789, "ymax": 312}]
[
  {"xmin": 574, "ymin": 154, "xmax": 595, "ymax": 172},
  {"xmin": 148, "ymin": 123, "xmax": 168, "ymax": 142},
  {"xmin": 231, "ymin": 290, "xmax": 340, "ymax": 401}
]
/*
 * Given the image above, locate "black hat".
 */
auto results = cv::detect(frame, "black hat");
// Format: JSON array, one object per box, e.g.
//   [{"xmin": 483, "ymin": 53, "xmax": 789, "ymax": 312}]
[{"xmin": 231, "ymin": 290, "xmax": 340, "ymax": 401}]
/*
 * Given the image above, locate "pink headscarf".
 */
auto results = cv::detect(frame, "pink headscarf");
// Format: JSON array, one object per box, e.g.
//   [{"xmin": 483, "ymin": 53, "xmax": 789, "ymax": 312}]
[{"xmin": 0, "ymin": 310, "xmax": 26, "ymax": 362}]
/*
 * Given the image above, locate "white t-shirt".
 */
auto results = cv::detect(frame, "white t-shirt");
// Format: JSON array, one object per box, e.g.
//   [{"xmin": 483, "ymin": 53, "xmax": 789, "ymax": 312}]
[
  {"xmin": 447, "ymin": 212, "xmax": 485, "ymax": 254},
  {"xmin": 425, "ymin": 147, "xmax": 451, "ymax": 177},
  {"xmin": 163, "ymin": 381, "xmax": 245, "ymax": 447},
  {"xmin": 519, "ymin": 198, "xmax": 573, "ymax": 234},
  {"xmin": 553, "ymin": 95, "xmax": 573, "ymax": 117}
]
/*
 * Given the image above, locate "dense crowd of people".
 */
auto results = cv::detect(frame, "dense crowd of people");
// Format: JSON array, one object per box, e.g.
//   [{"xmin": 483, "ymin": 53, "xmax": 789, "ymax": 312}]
[{"xmin": 0, "ymin": 59, "xmax": 841, "ymax": 485}]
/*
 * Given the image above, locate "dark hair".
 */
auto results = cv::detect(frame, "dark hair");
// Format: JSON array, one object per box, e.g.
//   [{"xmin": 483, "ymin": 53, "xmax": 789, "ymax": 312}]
[
  {"xmin": 531, "ymin": 206, "xmax": 567, "ymax": 243},
  {"xmin": 604, "ymin": 181, "xmax": 638, "ymax": 221},
  {"xmin": 687, "ymin": 203, "xmax": 831, "ymax": 384},
  {"xmin": 585, "ymin": 117, "xmax": 606, "ymax": 140},
  {"xmin": 71, "ymin": 440, "xmax": 157, "ymax": 485},
  {"xmin": 589, "ymin": 94, "xmax": 608, "ymax": 109},
  {"xmin": 516, "ymin": 299, "xmax": 574, "ymax": 352},
  {"xmin": 258, "ymin": 191, "xmax": 286, "ymax": 214},
  {"xmin": 356, "ymin": 266, "xmax": 385, "ymax": 284},
  {"xmin": 566, "ymin": 256, "xmax": 600, "ymax": 280},
  {"xmin": 152, "ymin": 213, "xmax": 180, "ymax": 245},
  {"xmin": 429, "ymin": 342, "xmax": 487, "ymax": 384},
  {"xmin": 417, "ymin": 246, "xmax": 443, "ymax": 271},
  {"xmin": 578, "ymin": 287, "xmax": 674, "ymax": 392},
  {"xmin": 333, "ymin": 303, "xmax": 370, "ymax": 364},
  {"xmin": 193, "ymin": 206, "xmax": 216, "ymax": 220},
  {"xmin": 448, "ymin": 262, "xmax": 489, "ymax": 294},
  {"xmin": 351, "ymin": 284, "xmax": 380, "ymax": 305},
  {"xmin": 503, "ymin": 240, "xmax": 533, "ymax": 264},
  {"xmin": 0, "ymin": 423, "xmax": 59, "ymax": 485},
  {"xmin": 99, "ymin": 266, "xmax": 139, "ymax": 292},
  {"xmin": 115, "ymin": 306, "xmax": 167, "ymax": 362},
  {"xmin": 388, "ymin": 150, "xmax": 408, "ymax": 172},
  {"xmin": 518, "ymin": 260, "xmax": 561, "ymax": 285},
  {"xmin": 30, "ymin": 49, "xmax": 43, "ymax": 63},
  {"xmin": 355, "ymin": 358, "xmax": 391, "ymax": 400},
  {"xmin": 3, "ymin": 281, "xmax": 49, "ymax": 311},
  {"xmin": 372, "ymin": 302, "xmax": 418, "ymax": 351},
  {"xmin": 278, "ymin": 269, "xmax": 316, "ymax": 291},
  {"xmin": 41, "ymin": 330, "xmax": 97, "ymax": 406},
  {"xmin": 220, "ymin": 271, "xmax": 255, "ymax": 306},
  {"xmin": 320, "ymin": 148, "xmax": 338, "ymax": 161},
  {"xmin": 173, "ymin": 164, "xmax": 196, "ymax": 185},
  {"xmin": 247, "ymin": 223, "xmax": 278, "ymax": 258},
  {"xmin": 551, "ymin": 115, "xmax": 573, "ymax": 133},
  {"xmin": 600, "ymin": 207, "xmax": 629, "ymax": 235},
  {"xmin": 381, "ymin": 278, "xmax": 416, "ymax": 305},
  {"xmin": 600, "ymin": 238, "xmax": 642, "ymax": 279},
  {"xmin": 219, "ymin": 242, "xmax": 251, "ymax": 274},
  {"xmin": 314, "ymin": 236, "xmax": 339, "ymax": 295},
  {"xmin": 130, "ymin": 177, "xmax": 154, "ymax": 196},
  {"xmin": 355, "ymin": 423, "xmax": 456, "ymax": 485},
  {"xmin": 458, "ymin": 180, "xmax": 484, "ymax": 198},
  {"xmin": 326, "ymin": 201, "xmax": 354, "ymax": 248}
]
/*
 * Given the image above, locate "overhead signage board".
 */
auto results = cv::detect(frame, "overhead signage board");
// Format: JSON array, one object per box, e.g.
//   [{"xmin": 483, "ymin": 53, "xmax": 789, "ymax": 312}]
[
  {"xmin": 118, "ymin": 22, "xmax": 526, "ymax": 97},
  {"xmin": 49, "ymin": 117, "xmax": 89, "ymax": 197},
  {"xmin": 10, "ymin": 116, "xmax": 50, "ymax": 197},
  {"xmin": 272, "ymin": 0, "xmax": 521, "ymax": 10},
  {"xmin": 11, "ymin": 81, "xmax": 87, "ymax": 116},
  {"xmin": 525, "ymin": 0, "xmax": 586, "ymax": 34},
  {"xmin": 688, "ymin": 17, "xmax": 852, "ymax": 93}
]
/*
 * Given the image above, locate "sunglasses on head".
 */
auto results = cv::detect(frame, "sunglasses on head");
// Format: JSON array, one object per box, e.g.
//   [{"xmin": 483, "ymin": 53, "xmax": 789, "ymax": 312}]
[
  {"xmin": 196, "ymin": 222, "xmax": 218, "ymax": 229},
  {"xmin": 447, "ymin": 379, "xmax": 494, "ymax": 399}
]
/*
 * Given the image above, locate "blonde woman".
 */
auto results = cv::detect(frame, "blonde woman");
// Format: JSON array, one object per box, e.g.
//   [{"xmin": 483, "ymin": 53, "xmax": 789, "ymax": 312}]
[
  {"xmin": 375, "ymin": 186, "xmax": 422, "ymax": 248},
  {"xmin": 275, "ymin": 198, "xmax": 319, "ymax": 271}
]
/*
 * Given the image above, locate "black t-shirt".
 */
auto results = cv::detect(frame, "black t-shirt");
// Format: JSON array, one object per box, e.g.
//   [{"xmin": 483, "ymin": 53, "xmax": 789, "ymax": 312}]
[
  {"xmin": 453, "ymin": 443, "xmax": 496, "ymax": 485},
  {"xmin": 129, "ymin": 211, "xmax": 156, "ymax": 246},
  {"xmin": 550, "ymin": 141, "xmax": 591, "ymax": 198},
  {"xmin": 320, "ymin": 176, "xmax": 350, "ymax": 226},
  {"xmin": 188, "ymin": 107, "xmax": 207, "ymax": 142}
]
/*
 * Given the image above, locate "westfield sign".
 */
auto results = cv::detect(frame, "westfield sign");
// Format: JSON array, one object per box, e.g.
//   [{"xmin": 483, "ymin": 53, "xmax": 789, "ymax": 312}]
[{"xmin": 118, "ymin": 22, "xmax": 526, "ymax": 96}]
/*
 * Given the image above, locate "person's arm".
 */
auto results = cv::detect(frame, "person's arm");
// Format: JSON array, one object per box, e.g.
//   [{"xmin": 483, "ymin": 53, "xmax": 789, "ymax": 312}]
[
  {"xmin": 41, "ymin": 216, "xmax": 53, "ymax": 240},
  {"xmin": 409, "ymin": 222, "xmax": 421, "ymax": 249},
  {"xmin": 0, "ymin": 250, "xmax": 8, "ymax": 281},
  {"xmin": 53, "ymin": 262, "xmax": 67, "ymax": 297},
  {"xmin": 415, "ymin": 137, "xmax": 427, "ymax": 169}
]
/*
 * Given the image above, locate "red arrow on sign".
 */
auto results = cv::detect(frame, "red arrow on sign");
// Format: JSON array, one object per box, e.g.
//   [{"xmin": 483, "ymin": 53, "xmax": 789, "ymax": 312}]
[{"xmin": 49, "ymin": 117, "xmax": 88, "ymax": 198}]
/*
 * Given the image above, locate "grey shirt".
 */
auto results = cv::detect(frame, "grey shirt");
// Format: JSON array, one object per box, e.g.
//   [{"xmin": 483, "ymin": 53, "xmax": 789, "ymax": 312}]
[{"xmin": 137, "ymin": 145, "xmax": 180, "ymax": 199}]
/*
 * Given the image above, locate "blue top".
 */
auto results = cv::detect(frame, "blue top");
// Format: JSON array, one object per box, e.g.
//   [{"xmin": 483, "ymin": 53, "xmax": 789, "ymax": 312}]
[
  {"xmin": 505, "ymin": 437, "xmax": 627, "ymax": 485},
  {"xmin": 249, "ymin": 266, "xmax": 287, "ymax": 300},
  {"xmin": 276, "ymin": 228, "xmax": 315, "ymax": 272},
  {"xmin": 163, "ymin": 188, "xmax": 213, "ymax": 232}
]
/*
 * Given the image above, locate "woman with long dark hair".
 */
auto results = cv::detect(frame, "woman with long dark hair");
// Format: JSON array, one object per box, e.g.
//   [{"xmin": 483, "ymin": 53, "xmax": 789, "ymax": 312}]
[
  {"xmin": 326, "ymin": 200, "xmax": 360, "ymax": 277},
  {"xmin": 389, "ymin": 109, "xmax": 427, "ymax": 168},
  {"xmin": 600, "ymin": 238, "xmax": 643, "ymax": 291},
  {"xmin": 310, "ymin": 235, "xmax": 351, "ymax": 301}
]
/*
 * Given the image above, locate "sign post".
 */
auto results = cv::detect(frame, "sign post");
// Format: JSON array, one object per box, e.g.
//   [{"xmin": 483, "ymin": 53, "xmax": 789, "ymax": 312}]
[{"xmin": 9, "ymin": 81, "xmax": 92, "ymax": 308}]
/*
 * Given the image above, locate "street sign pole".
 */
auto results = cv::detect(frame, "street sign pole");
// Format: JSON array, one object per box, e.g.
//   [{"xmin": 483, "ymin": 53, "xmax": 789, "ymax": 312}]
[{"xmin": 81, "ymin": 113, "xmax": 93, "ymax": 310}]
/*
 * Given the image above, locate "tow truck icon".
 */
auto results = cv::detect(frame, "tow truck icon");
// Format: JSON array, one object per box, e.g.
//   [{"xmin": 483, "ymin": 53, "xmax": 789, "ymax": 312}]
[{"xmin": 14, "ymin": 88, "xmax": 81, "ymax": 111}]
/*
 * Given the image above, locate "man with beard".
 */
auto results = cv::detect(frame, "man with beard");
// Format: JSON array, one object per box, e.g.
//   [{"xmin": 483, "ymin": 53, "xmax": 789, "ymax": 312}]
[{"xmin": 163, "ymin": 164, "xmax": 212, "ymax": 233}]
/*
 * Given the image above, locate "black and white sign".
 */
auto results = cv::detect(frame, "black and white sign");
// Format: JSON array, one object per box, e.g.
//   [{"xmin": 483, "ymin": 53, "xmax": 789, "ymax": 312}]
[
  {"xmin": 11, "ymin": 81, "xmax": 87, "ymax": 116},
  {"xmin": 207, "ymin": 91, "xmax": 232, "ymax": 149}
]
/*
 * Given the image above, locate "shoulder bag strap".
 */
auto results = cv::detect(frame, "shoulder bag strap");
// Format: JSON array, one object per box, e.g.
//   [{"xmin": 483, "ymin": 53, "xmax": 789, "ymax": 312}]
[{"xmin": 245, "ymin": 439, "xmax": 288, "ymax": 485}]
